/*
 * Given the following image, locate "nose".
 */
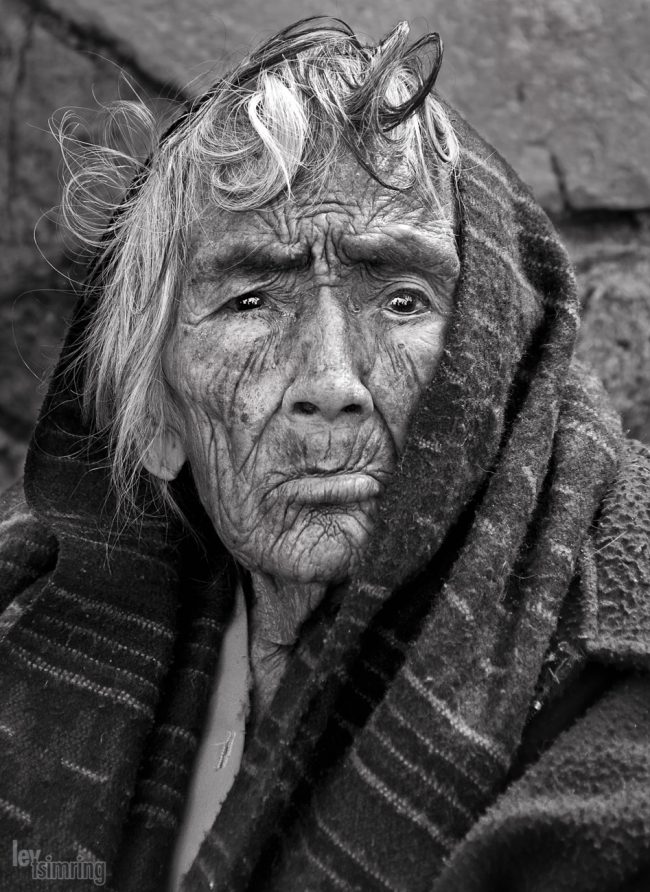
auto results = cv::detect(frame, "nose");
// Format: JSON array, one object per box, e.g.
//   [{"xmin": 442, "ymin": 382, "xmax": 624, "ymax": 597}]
[{"xmin": 282, "ymin": 292, "xmax": 374, "ymax": 424}]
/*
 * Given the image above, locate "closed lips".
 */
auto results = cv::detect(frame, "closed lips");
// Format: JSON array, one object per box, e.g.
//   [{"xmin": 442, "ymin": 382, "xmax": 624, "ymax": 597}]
[{"xmin": 277, "ymin": 473, "xmax": 382, "ymax": 505}]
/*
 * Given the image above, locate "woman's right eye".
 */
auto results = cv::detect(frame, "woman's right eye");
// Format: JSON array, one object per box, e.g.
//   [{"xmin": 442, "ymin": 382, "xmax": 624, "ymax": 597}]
[{"xmin": 232, "ymin": 293, "xmax": 265, "ymax": 312}]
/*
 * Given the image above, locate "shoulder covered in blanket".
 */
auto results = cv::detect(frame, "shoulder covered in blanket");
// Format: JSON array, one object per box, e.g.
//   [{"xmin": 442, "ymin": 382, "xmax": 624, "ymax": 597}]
[
  {"xmin": 581, "ymin": 438, "xmax": 650, "ymax": 668},
  {"xmin": 0, "ymin": 439, "xmax": 648, "ymax": 892},
  {"xmin": 431, "ymin": 437, "xmax": 650, "ymax": 892}
]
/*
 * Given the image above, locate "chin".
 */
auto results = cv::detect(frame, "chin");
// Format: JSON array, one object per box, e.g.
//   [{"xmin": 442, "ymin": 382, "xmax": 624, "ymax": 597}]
[
  {"xmin": 262, "ymin": 520, "xmax": 370, "ymax": 586},
  {"xmin": 279, "ymin": 554, "xmax": 354, "ymax": 586}
]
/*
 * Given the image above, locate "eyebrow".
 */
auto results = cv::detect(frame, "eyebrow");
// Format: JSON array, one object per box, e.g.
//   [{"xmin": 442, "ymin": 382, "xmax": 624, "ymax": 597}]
[
  {"xmin": 193, "ymin": 225, "xmax": 459, "ymax": 280},
  {"xmin": 340, "ymin": 228, "xmax": 460, "ymax": 279},
  {"xmin": 193, "ymin": 241, "xmax": 311, "ymax": 277}
]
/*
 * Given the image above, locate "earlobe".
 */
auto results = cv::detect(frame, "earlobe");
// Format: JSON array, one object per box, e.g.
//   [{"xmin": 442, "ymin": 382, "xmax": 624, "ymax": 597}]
[{"xmin": 143, "ymin": 427, "xmax": 187, "ymax": 481}]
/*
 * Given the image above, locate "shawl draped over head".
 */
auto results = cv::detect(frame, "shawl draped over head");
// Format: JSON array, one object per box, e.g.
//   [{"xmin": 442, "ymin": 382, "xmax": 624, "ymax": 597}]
[{"xmin": 0, "ymin": 100, "xmax": 649, "ymax": 892}]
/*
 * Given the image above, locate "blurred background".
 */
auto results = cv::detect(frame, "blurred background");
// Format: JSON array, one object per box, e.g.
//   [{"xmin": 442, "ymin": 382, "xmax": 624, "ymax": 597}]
[{"xmin": 1, "ymin": 0, "xmax": 649, "ymax": 490}]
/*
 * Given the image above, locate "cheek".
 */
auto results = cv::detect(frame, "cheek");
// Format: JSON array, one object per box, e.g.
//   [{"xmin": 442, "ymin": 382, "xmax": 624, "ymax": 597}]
[
  {"xmin": 369, "ymin": 319, "xmax": 448, "ymax": 448},
  {"xmin": 167, "ymin": 324, "xmax": 287, "ymax": 431}
]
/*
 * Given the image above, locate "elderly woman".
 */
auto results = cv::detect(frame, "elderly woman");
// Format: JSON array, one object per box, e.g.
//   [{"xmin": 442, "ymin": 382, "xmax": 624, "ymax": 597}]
[{"xmin": 0, "ymin": 17, "xmax": 649, "ymax": 892}]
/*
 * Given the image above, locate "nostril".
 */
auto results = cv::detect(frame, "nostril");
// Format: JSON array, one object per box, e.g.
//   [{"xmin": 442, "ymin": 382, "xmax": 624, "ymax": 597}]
[
  {"xmin": 342, "ymin": 404, "xmax": 362, "ymax": 415},
  {"xmin": 293, "ymin": 401, "xmax": 318, "ymax": 416}
]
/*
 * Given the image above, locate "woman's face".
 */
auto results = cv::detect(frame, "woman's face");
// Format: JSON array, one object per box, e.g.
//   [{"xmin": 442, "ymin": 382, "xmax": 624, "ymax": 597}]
[{"xmin": 150, "ymin": 158, "xmax": 459, "ymax": 584}]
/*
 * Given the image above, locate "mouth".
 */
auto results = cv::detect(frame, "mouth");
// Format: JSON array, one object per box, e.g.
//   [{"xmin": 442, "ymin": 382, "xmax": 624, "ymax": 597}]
[{"xmin": 276, "ymin": 472, "xmax": 383, "ymax": 506}]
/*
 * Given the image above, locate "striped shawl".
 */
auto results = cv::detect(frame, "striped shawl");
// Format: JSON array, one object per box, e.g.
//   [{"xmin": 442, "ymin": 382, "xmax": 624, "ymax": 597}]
[{"xmin": 0, "ymin": 107, "xmax": 649, "ymax": 892}]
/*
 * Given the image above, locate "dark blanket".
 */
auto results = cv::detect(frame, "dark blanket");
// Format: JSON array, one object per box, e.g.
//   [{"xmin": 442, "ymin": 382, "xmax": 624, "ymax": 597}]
[{"xmin": 0, "ymin": 107, "xmax": 649, "ymax": 892}]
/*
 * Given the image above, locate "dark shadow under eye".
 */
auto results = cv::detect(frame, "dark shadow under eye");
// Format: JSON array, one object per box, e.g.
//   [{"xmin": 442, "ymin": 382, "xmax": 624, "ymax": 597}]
[{"xmin": 234, "ymin": 293, "xmax": 264, "ymax": 312}]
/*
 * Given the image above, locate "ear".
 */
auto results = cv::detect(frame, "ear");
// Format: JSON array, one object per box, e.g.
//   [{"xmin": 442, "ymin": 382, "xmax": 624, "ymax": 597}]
[{"xmin": 143, "ymin": 427, "xmax": 187, "ymax": 481}]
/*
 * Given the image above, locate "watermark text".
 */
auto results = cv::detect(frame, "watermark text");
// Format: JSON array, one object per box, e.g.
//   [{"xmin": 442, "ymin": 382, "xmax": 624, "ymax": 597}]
[{"xmin": 12, "ymin": 840, "xmax": 106, "ymax": 885}]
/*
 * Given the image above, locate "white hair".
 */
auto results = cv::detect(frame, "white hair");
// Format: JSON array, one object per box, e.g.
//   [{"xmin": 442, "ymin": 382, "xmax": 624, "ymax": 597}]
[{"xmin": 57, "ymin": 18, "xmax": 460, "ymax": 517}]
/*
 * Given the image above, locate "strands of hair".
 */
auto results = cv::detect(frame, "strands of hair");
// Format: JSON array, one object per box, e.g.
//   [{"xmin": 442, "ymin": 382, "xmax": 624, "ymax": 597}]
[{"xmin": 56, "ymin": 17, "xmax": 460, "ymax": 519}]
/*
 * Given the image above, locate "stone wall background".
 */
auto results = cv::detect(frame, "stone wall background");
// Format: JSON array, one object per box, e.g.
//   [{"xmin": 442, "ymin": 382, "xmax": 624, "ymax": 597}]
[{"xmin": 1, "ymin": 0, "xmax": 649, "ymax": 489}]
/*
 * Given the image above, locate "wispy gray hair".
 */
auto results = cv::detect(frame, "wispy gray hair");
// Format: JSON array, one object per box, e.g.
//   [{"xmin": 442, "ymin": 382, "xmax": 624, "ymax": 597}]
[{"xmin": 58, "ymin": 17, "xmax": 460, "ymax": 517}]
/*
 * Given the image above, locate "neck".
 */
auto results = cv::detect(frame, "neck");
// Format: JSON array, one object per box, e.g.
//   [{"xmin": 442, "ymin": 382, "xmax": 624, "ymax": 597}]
[{"xmin": 245, "ymin": 572, "xmax": 328, "ymax": 720}]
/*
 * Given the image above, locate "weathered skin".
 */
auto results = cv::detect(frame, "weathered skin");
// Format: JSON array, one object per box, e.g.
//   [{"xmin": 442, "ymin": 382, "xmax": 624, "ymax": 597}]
[{"xmin": 146, "ymin": 156, "xmax": 459, "ymax": 710}]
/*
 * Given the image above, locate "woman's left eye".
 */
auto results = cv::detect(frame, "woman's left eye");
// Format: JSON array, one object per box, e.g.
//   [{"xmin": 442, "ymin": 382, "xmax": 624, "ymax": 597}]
[{"xmin": 385, "ymin": 291, "xmax": 429, "ymax": 316}]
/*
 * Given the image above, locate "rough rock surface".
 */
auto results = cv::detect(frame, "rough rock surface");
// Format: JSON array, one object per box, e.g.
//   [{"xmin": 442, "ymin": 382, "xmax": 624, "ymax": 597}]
[
  {"xmin": 421, "ymin": 0, "xmax": 650, "ymax": 213},
  {"xmin": 574, "ymin": 232, "xmax": 650, "ymax": 443},
  {"xmin": 33, "ymin": 0, "xmax": 650, "ymax": 212},
  {"xmin": 0, "ymin": 0, "xmax": 649, "ymax": 490},
  {"xmin": 0, "ymin": 285, "xmax": 74, "ymax": 487}
]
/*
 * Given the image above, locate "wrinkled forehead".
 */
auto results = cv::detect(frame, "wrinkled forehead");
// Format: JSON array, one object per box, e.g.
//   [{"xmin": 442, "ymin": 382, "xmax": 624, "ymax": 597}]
[{"xmin": 190, "ymin": 152, "xmax": 457, "ymax": 267}]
